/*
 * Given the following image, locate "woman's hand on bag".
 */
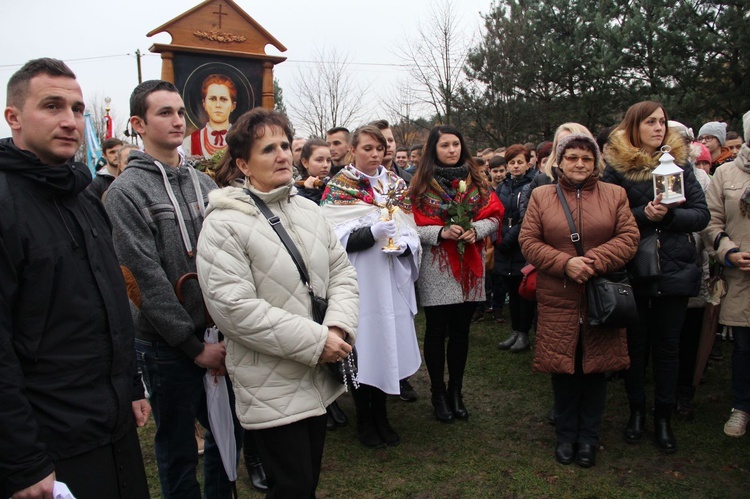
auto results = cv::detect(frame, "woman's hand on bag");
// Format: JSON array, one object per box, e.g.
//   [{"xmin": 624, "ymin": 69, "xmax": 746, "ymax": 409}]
[
  {"xmin": 458, "ymin": 226, "xmax": 477, "ymax": 244},
  {"xmin": 441, "ymin": 224, "xmax": 464, "ymax": 241},
  {"xmin": 565, "ymin": 256, "xmax": 596, "ymax": 284},
  {"xmin": 320, "ymin": 327, "xmax": 352, "ymax": 364}
]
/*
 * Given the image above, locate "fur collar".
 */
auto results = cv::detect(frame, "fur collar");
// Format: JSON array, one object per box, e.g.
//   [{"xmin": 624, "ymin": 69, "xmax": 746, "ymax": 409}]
[{"xmin": 604, "ymin": 129, "xmax": 688, "ymax": 182}]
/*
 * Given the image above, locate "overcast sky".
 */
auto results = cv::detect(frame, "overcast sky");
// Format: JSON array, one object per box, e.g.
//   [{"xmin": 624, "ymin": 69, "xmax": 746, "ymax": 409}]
[{"xmin": 0, "ymin": 0, "xmax": 492, "ymax": 139}]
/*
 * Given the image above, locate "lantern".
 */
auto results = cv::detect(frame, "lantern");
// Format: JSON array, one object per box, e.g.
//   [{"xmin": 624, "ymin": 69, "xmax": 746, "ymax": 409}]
[{"xmin": 652, "ymin": 146, "xmax": 685, "ymax": 205}]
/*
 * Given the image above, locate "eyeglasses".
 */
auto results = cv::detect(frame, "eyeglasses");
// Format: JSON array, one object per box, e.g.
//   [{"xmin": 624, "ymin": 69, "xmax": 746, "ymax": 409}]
[
  {"xmin": 563, "ymin": 155, "xmax": 595, "ymax": 165},
  {"xmin": 698, "ymin": 135, "xmax": 717, "ymax": 143}
]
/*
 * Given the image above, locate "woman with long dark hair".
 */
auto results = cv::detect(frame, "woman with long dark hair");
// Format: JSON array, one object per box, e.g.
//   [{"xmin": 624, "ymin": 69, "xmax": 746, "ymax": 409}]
[
  {"xmin": 410, "ymin": 125, "xmax": 503, "ymax": 423},
  {"xmin": 602, "ymin": 101, "xmax": 709, "ymax": 453}
]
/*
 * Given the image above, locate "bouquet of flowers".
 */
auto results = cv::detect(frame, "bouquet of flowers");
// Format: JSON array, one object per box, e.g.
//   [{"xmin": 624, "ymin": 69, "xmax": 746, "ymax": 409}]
[{"xmin": 442, "ymin": 180, "xmax": 473, "ymax": 256}]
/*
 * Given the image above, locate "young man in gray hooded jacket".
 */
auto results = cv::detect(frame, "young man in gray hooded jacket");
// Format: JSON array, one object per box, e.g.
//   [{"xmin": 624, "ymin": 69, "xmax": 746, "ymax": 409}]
[{"xmin": 106, "ymin": 80, "xmax": 237, "ymax": 498}]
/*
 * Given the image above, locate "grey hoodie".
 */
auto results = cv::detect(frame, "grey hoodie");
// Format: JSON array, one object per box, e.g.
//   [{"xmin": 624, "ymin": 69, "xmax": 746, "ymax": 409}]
[{"xmin": 105, "ymin": 150, "xmax": 217, "ymax": 358}]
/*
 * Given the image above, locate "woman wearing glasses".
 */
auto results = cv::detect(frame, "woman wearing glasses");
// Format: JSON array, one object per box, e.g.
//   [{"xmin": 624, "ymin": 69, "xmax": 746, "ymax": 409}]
[
  {"xmin": 520, "ymin": 133, "xmax": 638, "ymax": 468},
  {"xmin": 602, "ymin": 101, "xmax": 709, "ymax": 453}
]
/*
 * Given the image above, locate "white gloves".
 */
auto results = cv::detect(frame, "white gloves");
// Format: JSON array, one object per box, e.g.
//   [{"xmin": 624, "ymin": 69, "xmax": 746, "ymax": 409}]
[{"xmin": 371, "ymin": 220, "xmax": 397, "ymax": 240}]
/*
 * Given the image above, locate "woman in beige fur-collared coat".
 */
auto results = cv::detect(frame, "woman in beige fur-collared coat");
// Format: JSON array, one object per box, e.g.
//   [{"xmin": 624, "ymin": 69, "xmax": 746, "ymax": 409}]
[{"xmin": 196, "ymin": 109, "xmax": 359, "ymax": 497}]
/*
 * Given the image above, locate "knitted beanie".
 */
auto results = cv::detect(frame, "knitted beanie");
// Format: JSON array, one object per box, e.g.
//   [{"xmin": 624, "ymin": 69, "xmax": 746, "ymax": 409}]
[
  {"xmin": 743, "ymin": 110, "xmax": 750, "ymax": 144},
  {"xmin": 698, "ymin": 121, "xmax": 727, "ymax": 145},
  {"xmin": 693, "ymin": 142, "xmax": 711, "ymax": 164},
  {"xmin": 555, "ymin": 133, "xmax": 601, "ymax": 167},
  {"xmin": 669, "ymin": 120, "xmax": 694, "ymax": 141}
]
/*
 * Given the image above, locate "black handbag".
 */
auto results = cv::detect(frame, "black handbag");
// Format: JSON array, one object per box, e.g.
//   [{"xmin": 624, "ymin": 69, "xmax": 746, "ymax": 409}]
[
  {"xmin": 556, "ymin": 184, "xmax": 637, "ymax": 328},
  {"xmin": 627, "ymin": 230, "xmax": 661, "ymax": 281},
  {"xmin": 245, "ymin": 189, "xmax": 358, "ymax": 387}
]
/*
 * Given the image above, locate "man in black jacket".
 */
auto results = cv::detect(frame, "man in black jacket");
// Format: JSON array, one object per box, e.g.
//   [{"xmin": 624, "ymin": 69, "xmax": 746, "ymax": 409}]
[{"xmin": 0, "ymin": 58, "xmax": 150, "ymax": 499}]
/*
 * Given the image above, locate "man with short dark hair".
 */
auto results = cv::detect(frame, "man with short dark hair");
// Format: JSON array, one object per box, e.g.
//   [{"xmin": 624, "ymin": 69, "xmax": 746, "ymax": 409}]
[
  {"xmin": 0, "ymin": 57, "xmax": 150, "ymax": 499},
  {"xmin": 725, "ymin": 131, "xmax": 743, "ymax": 159},
  {"xmin": 327, "ymin": 126, "xmax": 350, "ymax": 177},
  {"xmin": 369, "ymin": 119, "xmax": 412, "ymax": 183},
  {"xmin": 292, "ymin": 136, "xmax": 306, "ymax": 179},
  {"xmin": 88, "ymin": 137, "xmax": 123, "ymax": 199},
  {"xmin": 106, "ymin": 79, "xmax": 236, "ymax": 498},
  {"xmin": 395, "ymin": 147, "xmax": 409, "ymax": 169},
  {"xmin": 407, "ymin": 144, "xmax": 422, "ymax": 173}
]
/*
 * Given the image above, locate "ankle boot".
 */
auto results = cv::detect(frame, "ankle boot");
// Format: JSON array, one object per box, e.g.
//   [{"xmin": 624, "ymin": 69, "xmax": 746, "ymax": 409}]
[
  {"xmin": 243, "ymin": 432, "xmax": 268, "ymax": 492},
  {"xmin": 509, "ymin": 332, "xmax": 530, "ymax": 352},
  {"xmin": 431, "ymin": 390, "xmax": 455, "ymax": 424},
  {"xmin": 623, "ymin": 402, "xmax": 646, "ymax": 443},
  {"xmin": 327, "ymin": 400, "xmax": 348, "ymax": 427},
  {"xmin": 447, "ymin": 385, "xmax": 469, "ymax": 420},
  {"xmin": 654, "ymin": 404, "xmax": 677, "ymax": 453},
  {"xmin": 371, "ymin": 389, "xmax": 400, "ymax": 446},
  {"xmin": 352, "ymin": 385, "xmax": 385, "ymax": 448},
  {"xmin": 498, "ymin": 331, "xmax": 519, "ymax": 350}
]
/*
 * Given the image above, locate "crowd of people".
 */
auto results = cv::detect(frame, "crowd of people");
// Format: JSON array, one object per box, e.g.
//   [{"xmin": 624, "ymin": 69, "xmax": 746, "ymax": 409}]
[{"xmin": 2, "ymin": 57, "xmax": 749, "ymax": 498}]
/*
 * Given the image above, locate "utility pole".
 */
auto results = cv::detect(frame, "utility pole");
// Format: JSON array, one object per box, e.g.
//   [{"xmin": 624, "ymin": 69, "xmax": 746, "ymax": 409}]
[{"xmin": 135, "ymin": 49, "xmax": 143, "ymax": 84}]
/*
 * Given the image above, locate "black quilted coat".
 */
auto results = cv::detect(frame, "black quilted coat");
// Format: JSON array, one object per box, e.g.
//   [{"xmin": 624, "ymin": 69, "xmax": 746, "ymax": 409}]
[{"xmin": 601, "ymin": 130, "xmax": 710, "ymax": 297}]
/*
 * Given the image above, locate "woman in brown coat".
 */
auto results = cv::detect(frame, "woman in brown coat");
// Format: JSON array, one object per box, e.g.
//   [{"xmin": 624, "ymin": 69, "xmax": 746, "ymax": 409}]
[{"xmin": 519, "ymin": 134, "xmax": 639, "ymax": 468}]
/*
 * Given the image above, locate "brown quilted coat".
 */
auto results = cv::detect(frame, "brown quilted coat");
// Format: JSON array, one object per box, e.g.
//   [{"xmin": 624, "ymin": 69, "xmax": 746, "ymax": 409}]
[{"xmin": 519, "ymin": 176, "xmax": 639, "ymax": 374}]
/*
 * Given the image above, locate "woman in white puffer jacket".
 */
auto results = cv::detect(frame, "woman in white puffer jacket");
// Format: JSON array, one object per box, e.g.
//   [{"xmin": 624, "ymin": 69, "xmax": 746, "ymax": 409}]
[{"xmin": 196, "ymin": 108, "xmax": 359, "ymax": 497}]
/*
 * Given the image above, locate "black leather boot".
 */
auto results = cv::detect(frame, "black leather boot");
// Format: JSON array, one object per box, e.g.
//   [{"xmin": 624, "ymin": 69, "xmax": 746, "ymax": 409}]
[
  {"xmin": 654, "ymin": 403, "xmax": 677, "ymax": 453},
  {"xmin": 431, "ymin": 390, "xmax": 455, "ymax": 424},
  {"xmin": 243, "ymin": 431, "xmax": 268, "ymax": 492},
  {"xmin": 623, "ymin": 402, "xmax": 646, "ymax": 444},
  {"xmin": 447, "ymin": 384, "xmax": 469, "ymax": 420},
  {"xmin": 352, "ymin": 385, "xmax": 385, "ymax": 448},
  {"xmin": 371, "ymin": 388, "xmax": 400, "ymax": 446},
  {"xmin": 498, "ymin": 331, "xmax": 519, "ymax": 350}
]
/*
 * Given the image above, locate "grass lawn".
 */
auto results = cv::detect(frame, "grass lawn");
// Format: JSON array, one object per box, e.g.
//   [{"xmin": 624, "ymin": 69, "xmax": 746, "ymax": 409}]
[{"xmin": 138, "ymin": 309, "xmax": 749, "ymax": 498}]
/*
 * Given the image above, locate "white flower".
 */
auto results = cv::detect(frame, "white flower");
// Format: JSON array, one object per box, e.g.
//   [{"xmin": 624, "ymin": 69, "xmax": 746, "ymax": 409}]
[{"xmin": 458, "ymin": 180, "xmax": 467, "ymax": 193}]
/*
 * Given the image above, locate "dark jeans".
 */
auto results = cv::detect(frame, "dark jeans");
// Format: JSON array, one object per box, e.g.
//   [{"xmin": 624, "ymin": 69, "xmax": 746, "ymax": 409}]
[
  {"xmin": 56, "ymin": 426, "xmax": 149, "ymax": 499},
  {"xmin": 624, "ymin": 295, "xmax": 688, "ymax": 407},
  {"xmin": 136, "ymin": 339, "xmax": 242, "ymax": 499},
  {"xmin": 678, "ymin": 307, "xmax": 704, "ymax": 387},
  {"xmin": 732, "ymin": 327, "xmax": 750, "ymax": 413},
  {"xmin": 551, "ymin": 340, "xmax": 606, "ymax": 445},
  {"xmin": 502, "ymin": 274, "xmax": 535, "ymax": 333},
  {"xmin": 423, "ymin": 302, "xmax": 477, "ymax": 393},
  {"xmin": 254, "ymin": 414, "xmax": 328, "ymax": 498}
]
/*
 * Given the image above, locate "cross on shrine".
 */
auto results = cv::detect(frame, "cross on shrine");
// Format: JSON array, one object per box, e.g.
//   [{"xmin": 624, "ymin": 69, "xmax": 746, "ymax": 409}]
[{"xmin": 213, "ymin": 4, "xmax": 228, "ymax": 29}]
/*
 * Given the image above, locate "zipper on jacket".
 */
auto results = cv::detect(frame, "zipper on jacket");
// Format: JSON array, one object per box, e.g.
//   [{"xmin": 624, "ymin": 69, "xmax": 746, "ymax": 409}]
[{"xmin": 576, "ymin": 188, "xmax": 584, "ymax": 327}]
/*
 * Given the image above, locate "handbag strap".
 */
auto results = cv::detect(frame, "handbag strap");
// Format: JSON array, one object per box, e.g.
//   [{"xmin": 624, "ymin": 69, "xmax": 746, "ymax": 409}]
[
  {"xmin": 556, "ymin": 183, "xmax": 584, "ymax": 257},
  {"xmin": 244, "ymin": 188, "xmax": 316, "ymax": 295}
]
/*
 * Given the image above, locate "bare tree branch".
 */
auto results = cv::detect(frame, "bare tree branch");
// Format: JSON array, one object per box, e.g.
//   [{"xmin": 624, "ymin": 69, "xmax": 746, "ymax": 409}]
[{"xmin": 289, "ymin": 47, "xmax": 369, "ymax": 138}]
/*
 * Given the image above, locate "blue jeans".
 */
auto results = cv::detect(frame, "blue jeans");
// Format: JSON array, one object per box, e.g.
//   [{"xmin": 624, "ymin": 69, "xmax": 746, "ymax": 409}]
[
  {"xmin": 136, "ymin": 339, "xmax": 242, "ymax": 499},
  {"xmin": 732, "ymin": 327, "xmax": 750, "ymax": 413}
]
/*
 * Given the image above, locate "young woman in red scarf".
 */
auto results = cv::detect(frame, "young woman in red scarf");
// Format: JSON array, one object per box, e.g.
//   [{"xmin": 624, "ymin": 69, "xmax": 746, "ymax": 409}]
[{"xmin": 409, "ymin": 125, "xmax": 504, "ymax": 423}]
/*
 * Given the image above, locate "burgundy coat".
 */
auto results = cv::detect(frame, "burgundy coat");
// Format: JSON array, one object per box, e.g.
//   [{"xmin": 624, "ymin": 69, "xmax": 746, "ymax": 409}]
[{"xmin": 519, "ymin": 175, "xmax": 639, "ymax": 374}]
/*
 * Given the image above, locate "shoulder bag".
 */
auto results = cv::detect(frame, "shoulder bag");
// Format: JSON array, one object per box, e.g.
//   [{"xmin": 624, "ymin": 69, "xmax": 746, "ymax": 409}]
[
  {"xmin": 244, "ymin": 189, "xmax": 358, "ymax": 387},
  {"xmin": 556, "ymin": 184, "xmax": 637, "ymax": 328},
  {"xmin": 627, "ymin": 230, "xmax": 661, "ymax": 281}
]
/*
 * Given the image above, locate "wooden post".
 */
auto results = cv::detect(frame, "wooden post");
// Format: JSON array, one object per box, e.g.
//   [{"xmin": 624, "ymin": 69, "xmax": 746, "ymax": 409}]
[
  {"xmin": 262, "ymin": 62, "xmax": 275, "ymax": 109},
  {"xmin": 160, "ymin": 52, "xmax": 175, "ymax": 83}
]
